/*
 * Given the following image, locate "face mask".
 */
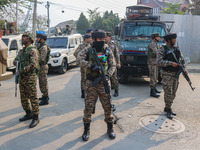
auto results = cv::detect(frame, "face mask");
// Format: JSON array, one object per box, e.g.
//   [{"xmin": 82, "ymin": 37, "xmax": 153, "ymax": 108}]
[{"xmin": 92, "ymin": 41, "xmax": 105, "ymax": 51}]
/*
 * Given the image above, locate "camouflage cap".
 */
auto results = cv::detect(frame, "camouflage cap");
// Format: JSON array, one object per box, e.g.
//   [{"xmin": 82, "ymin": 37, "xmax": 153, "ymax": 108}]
[
  {"xmin": 151, "ymin": 33, "xmax": 160, "ymax": 39},
  {"xmin": 106, "ymin": 32, "xmax": 112, "ymax": 37},
  {"xmin": 164, "ymin": 33, "xmax": 177, "ymax": 41},
  {"xmin": 22, "ymin": 32, "xmax": 35, "ymax": 43}
]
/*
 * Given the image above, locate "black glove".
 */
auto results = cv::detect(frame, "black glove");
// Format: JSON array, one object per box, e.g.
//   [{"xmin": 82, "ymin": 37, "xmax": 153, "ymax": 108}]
[{"xmin": 91, "ymin": 63, "xmax": 101, "ymax": 72}]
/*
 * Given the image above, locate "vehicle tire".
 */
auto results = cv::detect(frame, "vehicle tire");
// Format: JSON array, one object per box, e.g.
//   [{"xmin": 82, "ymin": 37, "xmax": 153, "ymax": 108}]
[
  {"xmin": 58, "ymin": 58, "xmax": 68, "ymax": 74},
  {"xmin": 118, "ymin": 69, "xmax": 128, "ymax": 84}
]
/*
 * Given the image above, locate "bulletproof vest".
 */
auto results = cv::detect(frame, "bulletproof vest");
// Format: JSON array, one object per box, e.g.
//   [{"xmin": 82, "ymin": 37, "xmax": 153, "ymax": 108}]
[
  {"xmin": 19, "ymin": 45, "xmax": 38, "ymax": 76},
  {"xmin": 147, "ymin": 41, "xmax": 159, "ymax": 60},
  {"xmin": 162, "ymin": 45, "xmax": 181, "ymax": 72},
  {"xmin": 86, "ymin": 47, "xmax": 109, "ymax": 80}
]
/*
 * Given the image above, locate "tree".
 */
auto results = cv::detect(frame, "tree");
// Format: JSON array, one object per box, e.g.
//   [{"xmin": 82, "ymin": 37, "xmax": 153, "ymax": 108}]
[
  {"xmin": 87, "ymin": 7, "xmax": 100, "ymax": 26},
  {"xmin": 190, "ymin": 0, "xmax": 200, "ymax": 15},
  {"xmin": 76, "ymin": 12, "xmax": 89, "ymax": 34},
  {"xmin": 161, "ymin": 3, "xmax": 184, "ymax": 14},
  {"xmin": 36, "ymin": 15, "xmax": 48, "ymax": 31}
]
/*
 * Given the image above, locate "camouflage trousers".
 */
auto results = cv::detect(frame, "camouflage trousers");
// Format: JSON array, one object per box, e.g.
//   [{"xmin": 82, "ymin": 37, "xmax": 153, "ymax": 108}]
[
  {"xmin": 110, "ymin": 68, "xmax": 119, "ymax": 90},
  {"xmin": 80, "ymin": 66, "xmax": 87, "ymax": 91},
  {"xmin": 162, "ymin": 71, "xmax": 179, "ymax": 109},
  {"xmin": 38, "ymin": 64, "xmax": 49, "ymax": 96},
  {"xmin": 19, "ymin": 73, "xmax": 39, "ymax": 115},
  {"xmin": 83, "ymin": 80, "xmax": 113, "ymax": 123},
  {"xmin": 148, "ymin": 64, "xmax": 158, "ymax": 89}
]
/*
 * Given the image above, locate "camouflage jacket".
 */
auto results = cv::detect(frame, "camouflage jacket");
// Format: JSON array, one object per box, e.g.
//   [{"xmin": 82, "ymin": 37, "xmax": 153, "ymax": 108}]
[
  {"xmin": 74, "ymin": 43, "xmax": 88, "ymax": 61},
  {"xmin": 78, "ymin": 44, "xmax": 116, "ymax": 77},
  {"xmin": 147, "ymin": 41, "xmax": 159, "ymax": 65},
  {"xmin": 37, "ymin": 42, "xmax": 48, "ymax": 65},
  {"xmin": 108, "ymin": 41, "xmax": 120, "ymax": 64}
]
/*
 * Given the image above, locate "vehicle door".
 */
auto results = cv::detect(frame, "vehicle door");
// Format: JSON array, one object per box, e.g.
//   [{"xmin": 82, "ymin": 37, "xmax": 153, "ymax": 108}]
[
  {"xmin": 68, "ymin": 38, "xmax": 76, "ymax": 63},
  {"xmin": 7, "ymin": 39, "xmax": 18, "ymax": 69}
]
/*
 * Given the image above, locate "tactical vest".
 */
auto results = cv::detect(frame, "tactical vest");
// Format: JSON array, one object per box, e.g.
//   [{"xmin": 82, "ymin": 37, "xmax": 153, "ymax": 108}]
[
  {"xmin": 162, "ymin": 45, "xmax": 181, "ymax": 72},
  {"xmin": 19, "ymin": 45, "xmax": 38, "ymax": 76},
  {"xmin": 38, "ymin": 42, "xmax": 51, "ymax": 65},
  {"xmin": 147, "ymin": 41, "xmax": 159, "ymax": 60},
  {"xmin": 86, "ymin": 47, "xmax": 109, "ymax": 80}
]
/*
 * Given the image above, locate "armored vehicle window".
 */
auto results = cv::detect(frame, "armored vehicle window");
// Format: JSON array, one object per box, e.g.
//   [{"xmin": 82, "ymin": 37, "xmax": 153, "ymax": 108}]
[
  {"xmin": 124, "ymin": 22, "xmax": 166, "ymax": 37},
  {"xmin": 46, "ymin": 37, "xmax": 68, "ymax": 48},
  {"xmin": 10, "ymin": 40, "xmax": 18, "ymax": 50}
]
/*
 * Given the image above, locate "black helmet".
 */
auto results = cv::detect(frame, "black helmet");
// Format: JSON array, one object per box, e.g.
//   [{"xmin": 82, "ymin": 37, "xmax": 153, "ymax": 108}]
[
  {"xmin": 152, "ymin": 33, "xmax": 160, "ymax": 39},
  {"xmin": 36, "ymin": 34, "xmax": 47, "ymax": 41},
  {"xmin": 164, "ymin": 33, "xmax": 177, "ymax": 41},
  {"xmin": 92, "ymin": 30, "xmax": 106, "ymax": 39}
]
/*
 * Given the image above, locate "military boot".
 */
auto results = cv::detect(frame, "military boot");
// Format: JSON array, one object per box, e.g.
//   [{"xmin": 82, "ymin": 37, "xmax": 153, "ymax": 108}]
[
  {"xmin": 112, "ymin": 104, "xmax": 116, "ymax": 112},
  {"xmin": 114, "ymin": 89, "xmax": 119, "ymax": 97},
  {"xmin": 19, "ymin": 110, "xmax": 33, "ymax": 121},
  {"xmin": 164, "ymin": 107, "xmax": 176, "ymax": 116},
  {"xmin": 166, "ymin": 108, "xmax": 173, "ymax": 120},
  {"xmin": 155, "ymin": 88, "xmax": 161, "ymax": 93},
  {"xmin": 29, "ymin": 114, "xmax": 39, "ymax": 128},
  {"xmin": 81, "ymin": 90, "xmax": 85, "ymax": 98},
  {"xmin": 82, "ymin": 123, "xmax": 90, "ymax": 141},
  {"xmin": 150, "ymin": 88, "xmax": 160, "ymax": 98},
  {"xmin": 39, "ymin": 96, "xmax": 49, "ymax": 105},
  {"xmin": 92, "ymin": 106, "xmax": 96, "ymax": 114},
  {"xmin": 39, "ymin": 96, "xmax": 44, "ymax": 100},
  {"xmin": 107, "ymin": 122, "xmax": 116, "ymax": 139}
]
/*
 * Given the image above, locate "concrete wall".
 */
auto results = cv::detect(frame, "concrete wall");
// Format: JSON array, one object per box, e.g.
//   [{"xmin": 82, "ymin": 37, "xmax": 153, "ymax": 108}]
[{"xmin": 158, "ymin": 14, "xmax": 200, "ymax": 63}]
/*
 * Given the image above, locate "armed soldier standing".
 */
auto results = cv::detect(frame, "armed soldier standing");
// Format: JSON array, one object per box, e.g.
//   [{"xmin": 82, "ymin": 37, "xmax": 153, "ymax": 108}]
[
  {"xmin": 79, "ymin": 30, "xmax": 116, "ymax": 141},
  {"xmin": 158, "ymin": 33, "xmax": 185, "ymax": 119},
  {"xmin": 13, "ymin": 32, "xmax": 39, "ymax": 128},
  {"xmin": 105, "ymin": 32, "xmax": 120, "ymax": 97},
  {"xmin": 36, "ymin": 33, "xmax": 50, "ymax": 105},
  {"xmin": 147, "ymin": 33, "xmax": 161, "ymax": 98},
  {"xmin": 74, "ymin": 34, "xmax": 92, "ymax": 98}
]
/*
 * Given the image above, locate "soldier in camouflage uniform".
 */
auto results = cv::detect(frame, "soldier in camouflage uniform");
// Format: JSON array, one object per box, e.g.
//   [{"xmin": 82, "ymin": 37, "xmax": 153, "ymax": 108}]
[
  {"xmin": 158, "ymin": 33, "xmax": 185, "ymax": 119},
  {"xmin": 13, "ymin": 32, "xmax": 39, "ymax": 128},
  {"xmin": 105, "ymin": 32, "xmax": 120, "ymax": 97},
  {"xmin": 78, "ymin": 30, "xmax": 116, "ymax": 141},
  {"xmin": 147, "ymin": 33, "xmax": 161, "ymax": 98},
  {"xmin": 36, "ymin": 33, "xmax": 50, "ymax": 105},
  {"xmin": 74, "ymin": 34, "xmax": 92, "ymax": 98}
]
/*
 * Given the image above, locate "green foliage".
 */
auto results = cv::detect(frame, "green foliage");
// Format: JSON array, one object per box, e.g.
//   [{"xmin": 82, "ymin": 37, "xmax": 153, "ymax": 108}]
[
  {"xmin": 161, "ymin": 3, "xmax": 185, "ymax": 14},
  {"xmin": 190, "ymin": 0, "xmax": 200, "ymax": 15},
  {"xmin": 76, "ymin": 12, "xmax": 89, "ymax": 35},
  {"xmin": 87, "ymin": 8, "xmax": 120, "ymax": 34}
]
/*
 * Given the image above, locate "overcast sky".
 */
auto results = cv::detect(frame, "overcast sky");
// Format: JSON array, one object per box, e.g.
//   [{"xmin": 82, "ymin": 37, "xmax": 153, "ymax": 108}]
[{"xmin": 35, "ymin": 0, "xmax": 137, "ymax": 27}]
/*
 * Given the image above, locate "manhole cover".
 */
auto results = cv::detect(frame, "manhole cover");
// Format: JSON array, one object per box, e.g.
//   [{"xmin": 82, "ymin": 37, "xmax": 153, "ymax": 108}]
[{"xmin": 139, "ymin": 115, "xmax": 185, "ymax": 133}]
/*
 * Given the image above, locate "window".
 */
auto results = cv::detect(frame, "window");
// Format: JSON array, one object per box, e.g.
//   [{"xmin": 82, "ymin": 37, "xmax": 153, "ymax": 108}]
[
  {"xmin": 46, "ymin": 37, "xmax": 68, "ymax": 48},
  {"xmin": 10, "ymin": 40, "xmax": 18, "ymax": 50}
]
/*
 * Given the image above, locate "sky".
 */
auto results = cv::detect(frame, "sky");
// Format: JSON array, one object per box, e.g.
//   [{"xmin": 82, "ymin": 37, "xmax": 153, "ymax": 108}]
[{"xmin": 34, "ymin": 0, "xmax": 137, "ymax": 27}]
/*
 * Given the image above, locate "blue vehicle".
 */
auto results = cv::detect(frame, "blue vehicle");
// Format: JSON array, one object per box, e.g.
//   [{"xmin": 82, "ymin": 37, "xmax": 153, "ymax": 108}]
[{"xmin": 114, "ymin": 5, "xmax": 173, "ymax": 83}]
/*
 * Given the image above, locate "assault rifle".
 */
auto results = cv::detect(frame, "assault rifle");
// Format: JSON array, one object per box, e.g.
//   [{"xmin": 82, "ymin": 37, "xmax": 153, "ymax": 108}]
[
  {"xmin": 89, "ymin": 48, "xmax": 112, "ymax": 104},
  {"xmin": 175, "ymin": 44, "xmax": 195, "ymax": 91},
  {"xmin": 15, "ymin": 60, "xmax": 19, "ymax": 97}
]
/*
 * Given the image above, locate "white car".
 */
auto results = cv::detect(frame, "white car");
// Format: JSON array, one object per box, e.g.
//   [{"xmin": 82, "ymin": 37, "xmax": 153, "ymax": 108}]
[
  {"xmin": 2, "ymin": 34, "xmax": 23, "ymax": 70},
  {"xmin": 47, "ymin": 34, "xmax": 83, "ymax": 73}
]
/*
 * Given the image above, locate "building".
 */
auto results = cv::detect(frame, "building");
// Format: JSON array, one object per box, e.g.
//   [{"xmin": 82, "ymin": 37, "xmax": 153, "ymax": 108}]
[{"xmin": 138, "ymin": 0, "xmax": 191, "ymax": 14}]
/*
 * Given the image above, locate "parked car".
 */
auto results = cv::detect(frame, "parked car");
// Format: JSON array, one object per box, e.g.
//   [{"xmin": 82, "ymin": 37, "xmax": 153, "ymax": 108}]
[
  {"xmin": 47, "ymin": 33, "xmax": 83, "ymax": 73},
  {"xmin": 2, "ymin": 34, "xmax": 22, "ymax": 70}
]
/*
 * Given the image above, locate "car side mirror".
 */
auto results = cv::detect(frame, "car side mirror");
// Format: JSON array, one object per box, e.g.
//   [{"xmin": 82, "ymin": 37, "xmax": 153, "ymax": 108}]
[{"xmin": 69, "ymin": 45, "xmax": 75, "ymax": 48}]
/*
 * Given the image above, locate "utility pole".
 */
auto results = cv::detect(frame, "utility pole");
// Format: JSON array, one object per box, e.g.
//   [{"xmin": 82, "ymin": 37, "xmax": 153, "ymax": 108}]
[
  {"xmin": 45, "ymin": 1, "xmax": 50, "ymax": 36},
  {"xmin": 16, "ymin": 0, "xmax": 18, "ymax": 33},
  {"xmin": 32, "ymin": 0, "xmax": 37, "ymax": 37}
]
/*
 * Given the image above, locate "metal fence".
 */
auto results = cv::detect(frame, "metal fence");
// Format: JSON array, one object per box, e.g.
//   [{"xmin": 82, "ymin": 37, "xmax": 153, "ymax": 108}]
[{"xmin": 158, "ymin": 14, "xmax": 200, "ymax": 63}]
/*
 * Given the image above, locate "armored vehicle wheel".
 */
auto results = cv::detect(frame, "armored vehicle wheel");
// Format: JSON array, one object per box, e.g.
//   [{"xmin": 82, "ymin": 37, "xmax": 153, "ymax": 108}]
[
  {"xmin": 118, "ymin": 70, "xmax": 128, "ymax": 84},
  {"xmin": 59, "ymin": 58, "xmax": 68, "ymax": 74}
]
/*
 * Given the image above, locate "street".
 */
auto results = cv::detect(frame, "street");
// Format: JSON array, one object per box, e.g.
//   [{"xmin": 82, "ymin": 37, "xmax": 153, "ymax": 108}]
[{"xmin": 0, "ymin": 66, "xmax": 200, "ymax": 150}]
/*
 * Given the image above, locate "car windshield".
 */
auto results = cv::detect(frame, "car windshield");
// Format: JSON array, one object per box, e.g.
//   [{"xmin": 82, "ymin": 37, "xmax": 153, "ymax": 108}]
[
  {"xmin": 2, "ymin": 39, "xmax": 9, "ymax": 46},
  {"xmin": 124, "ymin": 22, "xmax": 166, "ymax": 37},
  {"xmin": 46, "ymin": 37, "xmax": 68, "ymax": 48}
]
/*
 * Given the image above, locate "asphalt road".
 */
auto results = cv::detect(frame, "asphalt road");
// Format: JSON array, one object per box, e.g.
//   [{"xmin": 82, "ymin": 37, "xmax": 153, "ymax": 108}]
[{"xmin": 0, "ymin": 66, "xmax": 200, "ymax": 150}]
